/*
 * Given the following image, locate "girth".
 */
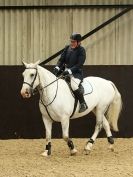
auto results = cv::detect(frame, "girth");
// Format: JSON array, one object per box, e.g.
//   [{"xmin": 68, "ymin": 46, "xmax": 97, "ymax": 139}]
[
  {"xmin": 64, "ymin": 78, "xmax": 78, "ymax": 118},
  {"xmin": 42, "ymin": 77, "xmax": 78, "ymax": 121}
]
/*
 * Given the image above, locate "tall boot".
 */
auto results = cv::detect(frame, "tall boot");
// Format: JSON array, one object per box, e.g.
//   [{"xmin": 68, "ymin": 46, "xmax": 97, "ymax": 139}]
[{"xmin": 74, "ymin": 89, "xmax": 88, "ymax": 113}]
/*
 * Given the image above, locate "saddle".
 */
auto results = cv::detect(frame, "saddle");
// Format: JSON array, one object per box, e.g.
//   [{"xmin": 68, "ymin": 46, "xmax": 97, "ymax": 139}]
[
  {"xmin": 64, "ymin": 76, "xmax": 93, "ymax": 96},
  {"xmin": 82, "ymin": 79, "xmax": 93, "ymax": 95},
  {"xmin": 63, "ymin": 77, "xmax": 93, "ymax": 117}
]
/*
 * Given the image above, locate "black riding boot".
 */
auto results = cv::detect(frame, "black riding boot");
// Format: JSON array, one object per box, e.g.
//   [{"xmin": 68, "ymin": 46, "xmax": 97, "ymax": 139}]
[{"xmin": 74, "ymin": 88, "xmax": 88, "ymax": 113}]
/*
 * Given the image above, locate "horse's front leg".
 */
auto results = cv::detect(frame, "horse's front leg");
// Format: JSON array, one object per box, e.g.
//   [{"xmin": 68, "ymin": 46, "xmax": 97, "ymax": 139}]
[
  {"xmin": 41, "ymin": 117, "xmax": 52, "ymax": 157},
  {"xmin": 61, "ymin": 118, "xmax": 77, "ymax": 156}
]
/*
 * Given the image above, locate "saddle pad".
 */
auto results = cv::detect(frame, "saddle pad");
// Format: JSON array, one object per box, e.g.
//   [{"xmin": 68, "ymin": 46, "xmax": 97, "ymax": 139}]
[{"xmin": 82, "ymin": 79, "xmax": 93, "ymax": 95}]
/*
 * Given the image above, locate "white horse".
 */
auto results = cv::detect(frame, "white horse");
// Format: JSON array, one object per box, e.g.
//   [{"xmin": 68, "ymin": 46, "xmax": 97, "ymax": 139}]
[{"xmin": 21, "ymin": 61, "xmax": 122, "ymax": 156}]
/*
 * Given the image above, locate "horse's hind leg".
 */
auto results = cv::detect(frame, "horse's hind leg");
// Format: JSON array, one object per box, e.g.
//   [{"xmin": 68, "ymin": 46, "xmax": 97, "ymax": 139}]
[
  {"xmin": 84, "ymin": 107, "xmax": 105, "ymax": 154},
  {"xmin": 61, "ymin": 118, "xmax": 77, "ymax": 155},
  {"xmin": 103, "ymin": 115, "xmax": 114, "ymax": 151},
  {"xmin": 41, "ymin": 117, "xmax": 52, "ymax": 157},
  {"xmin": 84, "ymin": 123, "xmax": 101, "ymax": 154}
]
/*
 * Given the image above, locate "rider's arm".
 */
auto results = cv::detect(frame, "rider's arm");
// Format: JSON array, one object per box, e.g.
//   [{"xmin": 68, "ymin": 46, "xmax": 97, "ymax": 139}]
[
  {"xmin": 70, "ymin": 47, "xmax": 86, "ymax": 74},
  {"xmin": 53, "ymin": 46, "xmax": 68, "ymax": 75},
  {"xmin": 56, "ymin": 45, "xmax": 69, "ymax": 69}
]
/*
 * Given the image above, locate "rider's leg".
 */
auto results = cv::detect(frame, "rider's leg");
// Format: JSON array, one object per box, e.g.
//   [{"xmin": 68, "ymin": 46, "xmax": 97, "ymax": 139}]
[{"xmin": 71, "ymin": 76, "xmax": 88, "ymax": 113}]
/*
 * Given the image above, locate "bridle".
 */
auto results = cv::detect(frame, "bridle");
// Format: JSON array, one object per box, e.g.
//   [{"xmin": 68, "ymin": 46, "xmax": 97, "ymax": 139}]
[
  {"xmin": 23, "ymin": 68, "xmax": 38, "ymax": 94},
  {"xmin": 22, "ymin": 68, "xmax": 77, "ymax": 122},
  {"xmin": 23, "ymin": 67, "xmax": 61, "ymax": 105},
  {"xmin": 23, "ymin": 67, "xmax": 60, "ymax": 122}
]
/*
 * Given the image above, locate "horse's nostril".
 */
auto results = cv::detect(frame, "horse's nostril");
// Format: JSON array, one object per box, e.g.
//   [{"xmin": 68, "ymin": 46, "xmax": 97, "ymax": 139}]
[{"xmin": 26, "ymin": 88, "xmax": 29, "ymax": 92}]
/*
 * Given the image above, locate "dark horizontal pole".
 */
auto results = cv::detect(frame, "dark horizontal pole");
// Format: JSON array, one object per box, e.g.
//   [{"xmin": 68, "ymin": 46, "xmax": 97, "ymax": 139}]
[
  {"xmin": 0, "ymin": 4, "xmax": 133, "ymax": 10},
  {"xmin": 40, "ymin": 49, "xmax": 64, "ymax": 66},
  {"xmin": 40, "ymin": 7, "xmax": 133, "ymax": 66},
  {"xmin": 82, "ymin": 7, "xmax": 133, "ymax": 40}
]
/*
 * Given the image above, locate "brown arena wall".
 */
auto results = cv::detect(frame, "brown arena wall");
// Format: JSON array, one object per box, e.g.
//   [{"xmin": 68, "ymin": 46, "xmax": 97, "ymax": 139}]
[{"xmin": 0, "ymin": 65, "xmax": 132, "ymax": 139}]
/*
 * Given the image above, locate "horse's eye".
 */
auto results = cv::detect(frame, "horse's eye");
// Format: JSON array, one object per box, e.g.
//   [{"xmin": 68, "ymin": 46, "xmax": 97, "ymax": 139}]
[{"xmin": 30, "ymin": 74, "xmax": 34, "ymax": 77}]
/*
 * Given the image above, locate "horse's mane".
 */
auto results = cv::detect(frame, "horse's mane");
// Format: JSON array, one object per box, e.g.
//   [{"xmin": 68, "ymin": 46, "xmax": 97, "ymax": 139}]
[{"xmin": 37, "ymin": 65, "xmax": 56, "ymax": 79}]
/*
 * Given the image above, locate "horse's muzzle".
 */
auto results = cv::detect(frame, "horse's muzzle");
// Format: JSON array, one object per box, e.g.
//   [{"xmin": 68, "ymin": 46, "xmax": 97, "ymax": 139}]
[{"xmin": 21, "ymin": 88, "xmax": 31, "ymax": 98}]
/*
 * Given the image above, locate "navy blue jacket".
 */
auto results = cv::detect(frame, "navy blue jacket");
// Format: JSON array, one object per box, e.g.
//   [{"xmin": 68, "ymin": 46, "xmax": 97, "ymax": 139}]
[{"xmin": 56, "ymin": 45, "xmax": 86, "ymax": 80}]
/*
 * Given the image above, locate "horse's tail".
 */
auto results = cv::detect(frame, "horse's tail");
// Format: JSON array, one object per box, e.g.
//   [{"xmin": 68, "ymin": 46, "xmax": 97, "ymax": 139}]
[{"xmin": 106, "ymin": 82, "xmax": 122, "ymax": 131}]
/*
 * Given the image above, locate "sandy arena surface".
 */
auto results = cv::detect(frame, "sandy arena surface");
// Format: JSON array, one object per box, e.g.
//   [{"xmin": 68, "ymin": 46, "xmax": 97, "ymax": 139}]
[{"xmin": 0, "ymin": 138, "xmax": 133, "ymax": 177}]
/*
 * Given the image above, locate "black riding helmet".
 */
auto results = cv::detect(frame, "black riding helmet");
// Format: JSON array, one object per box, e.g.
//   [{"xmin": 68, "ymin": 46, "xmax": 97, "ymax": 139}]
[{"xmin": 70, "ymin": 33, "xmax": 82, "ymax": 42}]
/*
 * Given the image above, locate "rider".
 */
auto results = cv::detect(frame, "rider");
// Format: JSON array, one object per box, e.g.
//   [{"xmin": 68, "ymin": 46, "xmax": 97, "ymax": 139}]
[{"xmin": 53, "ymin": 33, "xmax": 88, "ymax": 113}]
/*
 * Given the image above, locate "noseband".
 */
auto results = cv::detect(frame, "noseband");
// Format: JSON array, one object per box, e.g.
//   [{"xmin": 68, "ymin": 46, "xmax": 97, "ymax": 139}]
[{"xmin": 23, "ymin": 68, "xmax": 38, "ymax": 94}]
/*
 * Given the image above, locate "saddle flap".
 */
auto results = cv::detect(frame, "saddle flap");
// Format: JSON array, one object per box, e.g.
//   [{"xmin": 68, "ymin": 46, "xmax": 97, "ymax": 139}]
[{"xmin": 82, "ymin": 79, "xmax": 93, "ymax": 95}]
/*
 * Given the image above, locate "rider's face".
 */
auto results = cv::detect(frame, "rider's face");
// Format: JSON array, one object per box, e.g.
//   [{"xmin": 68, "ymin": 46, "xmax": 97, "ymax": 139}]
[{"xmin": 70, "ymin": 40, "xmax": 79, "ymax": 48}]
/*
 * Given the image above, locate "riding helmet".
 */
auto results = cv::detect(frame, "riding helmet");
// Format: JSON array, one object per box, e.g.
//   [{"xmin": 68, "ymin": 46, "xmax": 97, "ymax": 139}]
[{"xmin": 70, "ymin": 33, "xmax": 82, "ymax": 42}]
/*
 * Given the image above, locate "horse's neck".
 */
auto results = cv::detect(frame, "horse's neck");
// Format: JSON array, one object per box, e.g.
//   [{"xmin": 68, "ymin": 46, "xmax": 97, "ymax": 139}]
[
  {"xmin": 37, "ymin": 66, "xmax": 58, "ymax": 105},
  {"xmin": 37, "ymin": 65, "xmax": 56, "ymax": 87}
]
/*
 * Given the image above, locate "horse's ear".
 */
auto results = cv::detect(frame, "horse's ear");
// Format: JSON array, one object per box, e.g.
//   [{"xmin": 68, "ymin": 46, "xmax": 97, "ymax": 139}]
[
  {"xmin": 34, "ymin": 60, "xmax": 40, "ymax": 66},
  {"xmin": 22, "ymin": 61, "xmax": 28, "ymax": 68}
]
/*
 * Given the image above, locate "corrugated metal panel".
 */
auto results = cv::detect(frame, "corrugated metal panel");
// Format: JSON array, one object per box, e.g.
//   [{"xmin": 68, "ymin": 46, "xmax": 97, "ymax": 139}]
[
  {"xmin": 0, "ymin": 10, "xmax": 4, "ymax": 64},
  {"xmin": 0, "ymin": 2, "xmax": 132, "ymax": 65},
  {"xmin": 44, "ymin": 9, "xmax": 72, "ymax": 65},
  {"xmin": 73, "ymin": 8, "xmax": 117, "ymax": 65},
  {"xmin": 0, "ymin": 0, "xmax": 132, "ymax": 6},
  {"xmin": 116, "ymin": 9, "xmax": 133, "ymax": 64}
]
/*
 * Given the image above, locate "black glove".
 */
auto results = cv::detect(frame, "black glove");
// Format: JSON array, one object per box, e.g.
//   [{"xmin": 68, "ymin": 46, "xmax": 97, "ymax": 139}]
[
  {"xmin": 62, "ymin": 70, "xmax": 69, "ymax": 76},
  {"xmin": 53, "ymin": 67, "xmax": 60, "ymax": 76}
]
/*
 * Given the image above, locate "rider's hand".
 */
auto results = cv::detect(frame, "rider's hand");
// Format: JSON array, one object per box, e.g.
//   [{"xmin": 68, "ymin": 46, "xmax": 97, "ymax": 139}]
[
  {"xmin": 62, "ymin": 69, "xmax": 72, "ymax": 76},
  {"xmin": 62, "ymin": 70, "xmax": 69, "ymax": 76},
  {"xmin": 53, "ymin": 66, "xmax": 60, "ymax": 76}
]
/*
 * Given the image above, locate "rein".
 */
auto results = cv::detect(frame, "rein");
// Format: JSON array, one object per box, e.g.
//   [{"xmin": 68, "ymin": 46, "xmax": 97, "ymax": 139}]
[
  {"xmin": 23, "ymin": 67, "xmax": 62, "ymax": 93},
  {"xmin": 23, "ymin": 68, "xmax": 76, "ymax": 121},
  {"xmin": 40, "ymin": 79, "xmax": 59, "ymax": 107},
  {"xmin": 23, "ymin": 67, "xmax": 61, "ymax": 122},
  {"xmin": 39, "ymin": 75, "xmax": 64, "ymax": 122},
  {"xmin": 39, "ymin": 75, "xmax": 63, "ymax": 90}
]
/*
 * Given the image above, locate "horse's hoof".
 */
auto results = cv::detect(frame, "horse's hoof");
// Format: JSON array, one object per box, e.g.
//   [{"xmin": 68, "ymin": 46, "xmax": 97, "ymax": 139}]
[
  {"xmin": 70, "ymin": 148, "xmax": 77, "ymax": 156},
  {"xmin": 108, "ymin": 144, "xmax": 114, "ymax": 152},
  {"xmin": 84, "ymin": 148, "xmax": 91, "ymax": 155},
  {"xmin": 41, "ymin": 150, "xmax": 49, "ymax": 157},
  {"xmin": 84, "ymin": 142, "xmax": 92, "ymax": 155}
]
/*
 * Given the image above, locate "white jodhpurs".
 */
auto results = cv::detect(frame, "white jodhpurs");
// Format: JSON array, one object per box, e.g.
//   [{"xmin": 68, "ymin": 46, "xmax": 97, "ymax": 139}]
[{"xmin": 70, "ymin": 76, "xmax": 81, "ymax": 91}]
